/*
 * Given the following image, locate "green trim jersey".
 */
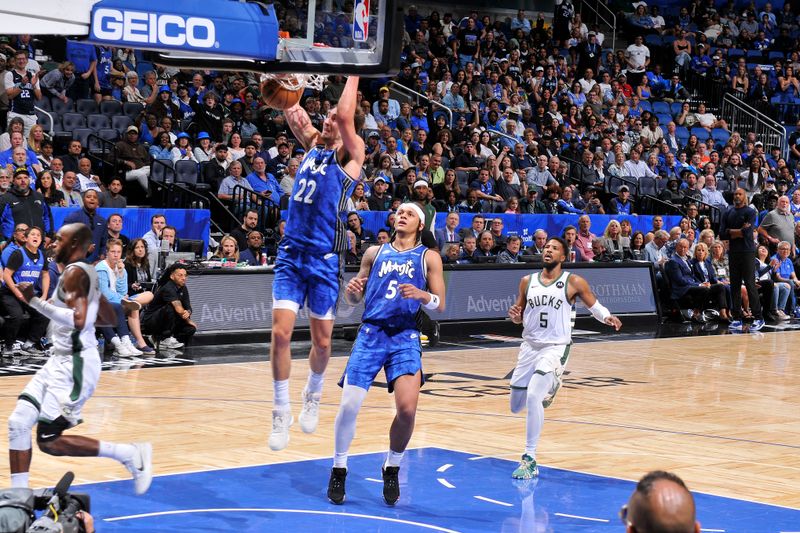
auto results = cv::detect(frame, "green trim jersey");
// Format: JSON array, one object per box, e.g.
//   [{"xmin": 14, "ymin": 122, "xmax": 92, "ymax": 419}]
[
  {"xmin": 522, "ymin": 271, "xmax": 573, "ymax": 346},
  {"xmin": 50, "ymin": 262, "xmax": 100, "ymax": 355}
]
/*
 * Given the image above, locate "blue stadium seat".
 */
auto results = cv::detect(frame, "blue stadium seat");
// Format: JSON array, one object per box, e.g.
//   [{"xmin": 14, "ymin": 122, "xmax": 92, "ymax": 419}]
[
  {"xmin": 746, "ymin": 50, "xmax": 763, "ymax": 60},
  {"xmin": 712, "ymin": 128, "xmax": 730, "ymax": 144},
  {"xmin": 87, "ymin": 113, "xmax": 111, "ymax": 130},
  {"xmin": 34, "ymin": 97, "xmax": 51, "ymax": 111},
  {"xmin": 111, "ymin": 115, "xmax": 133, "ymax": 134},
  {"xmin": 656, "ymin": 113, "xmax": 672, "ymax": 125},
  {"xmin": 61, "ymin": 112, "xmax": 86, "ymax": 132},
  {"xmin": 75, "ymin": 99, "xmax": 98, "ymax": 115},
  {"xmin": 72, "ymin": 127, "xmax": 93, "ymax": 147},
  {"xmin": 640, "ymin": 101, "xmax": 653, "ymax": 112},
  {"xmin": 99, "ymin": 100, "xmax": 122, "ymax": 117},
  {"xmin": 51, "ymin": 98, "xmax": 74, "ymax": 115},
  {"xmin": 769, "ymin": 51, "xmax": 786, "ymax": 61},
  {"xmin": 670, "ymin": 102, "xmax": 683, "ymax": 115},
  {"xmin": 691, "ymin": 126, "xmax": 710, "ymax": 139},
  {"xmin": 150, "ymin": 159, "xmax": 174, "ymax": 184},
  {"xmin": 122, "ymin": 102, "xmax": 145, "ymax": 120},
  {"xmin": 653, "ymin": 101, "xmax": 671, "ymax": 115}
]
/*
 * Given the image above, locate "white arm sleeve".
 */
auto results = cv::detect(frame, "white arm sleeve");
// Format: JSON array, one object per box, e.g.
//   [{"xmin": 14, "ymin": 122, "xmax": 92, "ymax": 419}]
[
  {"xmin": 29, "ymin": 297, "xmax": 75, "ymax": 327},
  {"xmin": 588, "ymin": 301, "xmax": 611, "ymax": 323}
]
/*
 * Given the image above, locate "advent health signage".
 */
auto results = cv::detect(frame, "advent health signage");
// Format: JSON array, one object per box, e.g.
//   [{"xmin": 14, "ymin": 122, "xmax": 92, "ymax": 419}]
[{"xmin": 187, "ymin": 263, "xmax": 657, "ymax": 334}]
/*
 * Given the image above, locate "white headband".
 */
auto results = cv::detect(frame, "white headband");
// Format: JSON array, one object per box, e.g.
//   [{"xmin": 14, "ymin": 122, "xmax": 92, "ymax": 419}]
[{"xmin": 398, "ymin": 203, "xmax": 426, "ymax": 227}]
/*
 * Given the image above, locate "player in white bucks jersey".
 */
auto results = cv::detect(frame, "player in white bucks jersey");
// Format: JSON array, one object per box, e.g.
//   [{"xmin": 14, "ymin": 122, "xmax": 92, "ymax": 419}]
[
  {"xmin": 7, "ymin": 223, "xmax": 153, "ymax": 494},
  {"xmin": 267, "ymin": 75, "xmax": 366, "ymax": 452},
  {"xmin": 327, "ymin": 203, "xmax": 445, "ymax": 506},
  {"xmin": 507, "ymin": 237, "xmax": 621, "ymax": 479}
]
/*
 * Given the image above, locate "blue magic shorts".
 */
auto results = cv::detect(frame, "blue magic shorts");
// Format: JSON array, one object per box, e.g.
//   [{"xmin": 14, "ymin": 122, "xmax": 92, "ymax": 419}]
[
  {"xmin": 272, "ymin": 246, "xmax": 341, "ymax": 319},
  {"xmin": 339, "ymin": 324, "xmax": 424, "ymax": 392}
]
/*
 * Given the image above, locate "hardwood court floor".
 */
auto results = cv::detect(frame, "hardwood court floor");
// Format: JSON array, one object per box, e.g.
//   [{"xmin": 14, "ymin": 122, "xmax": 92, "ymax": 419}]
[{"xmin": 0, "ymin": 331, "xmax": 797, "ymax": 509}]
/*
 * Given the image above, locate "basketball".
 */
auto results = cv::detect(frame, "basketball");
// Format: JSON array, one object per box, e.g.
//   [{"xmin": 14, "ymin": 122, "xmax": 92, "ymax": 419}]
[{"xmin": 260, "ymin": 77, "xmax": 304, "ymax": 109}]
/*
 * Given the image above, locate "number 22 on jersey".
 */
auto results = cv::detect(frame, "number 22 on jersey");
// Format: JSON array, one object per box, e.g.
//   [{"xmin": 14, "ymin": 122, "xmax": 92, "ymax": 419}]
[{"xmin": 292, "ymin": 177, "xmax": 317, "ymax": 204}]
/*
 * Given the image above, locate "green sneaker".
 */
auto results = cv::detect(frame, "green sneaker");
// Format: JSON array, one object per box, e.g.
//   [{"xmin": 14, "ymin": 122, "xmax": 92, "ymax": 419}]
[
  {"xmin": 511, "ymin": 454, "xmax": 539, "ymax": 479},
  {"xmin": 542, "ymin": 375, "xmax": 562, "ymax": 408}
]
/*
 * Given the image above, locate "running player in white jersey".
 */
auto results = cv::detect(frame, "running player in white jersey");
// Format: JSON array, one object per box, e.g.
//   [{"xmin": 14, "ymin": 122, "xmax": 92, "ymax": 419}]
[
  {"xmin": 7, "ymin": 223, "xmax": 153, "ymax": 494},
  {"xmin": 507, "ymin": 236, "xmax": 621, "ymax": 479}
]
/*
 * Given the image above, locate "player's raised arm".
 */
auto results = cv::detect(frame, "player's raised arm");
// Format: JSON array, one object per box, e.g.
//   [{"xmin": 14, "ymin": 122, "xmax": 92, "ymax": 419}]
[
  {"xmin": 284, "ymin": 103, "xmax": 320, "ymax": 151},
  {"xmin": 336, "ymin": 76, "xmax": 366, "ymax": 173},
  {"xmin": 508, "ymin": 275, "xmax": 530, "ymax": 324},
  {"xmin": 570, "ymin": 275, "xmax": 622, "ymax": 330},
  {"xmin": 345, "ymin": 244, "xmax": 379, "ymax": 305}
]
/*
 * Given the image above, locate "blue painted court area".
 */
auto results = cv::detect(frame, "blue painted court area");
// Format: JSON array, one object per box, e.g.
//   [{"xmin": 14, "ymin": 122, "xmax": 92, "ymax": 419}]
[{"xmin": 78, "ymin": 447, "xmax": 797, "ymax": 532}]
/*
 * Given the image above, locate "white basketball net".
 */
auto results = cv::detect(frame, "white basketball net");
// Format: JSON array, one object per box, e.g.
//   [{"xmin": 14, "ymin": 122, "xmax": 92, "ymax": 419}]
[{"xmin": 260, "ymin": 73, "xmax": 327, "ymax": 92}]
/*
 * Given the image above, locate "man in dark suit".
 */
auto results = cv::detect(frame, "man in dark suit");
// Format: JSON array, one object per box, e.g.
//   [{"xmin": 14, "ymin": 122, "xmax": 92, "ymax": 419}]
[
  {"xmin": 458, "ymin": 214, "xmax": 485, "ymax": 241},
  {"xmin": 664, "ymin": 239, "xmax": 725, "ymax": 323},
  {"xmin": 435, "ymin": 211, "xmax": 461, "ymax": 250}
]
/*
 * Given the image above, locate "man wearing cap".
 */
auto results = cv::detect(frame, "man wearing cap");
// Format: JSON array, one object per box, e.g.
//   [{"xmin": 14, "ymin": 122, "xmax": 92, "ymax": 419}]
[
  {"xmin": 609, "ymin": 185, "xmax": 635, "ymax": 215},
  {"xmin": 0, "ymin": 168, "xmax": 52, "ymax": 245},
  {"xmin": 368, "ymin": 176, "xmax": 393, "ymax": 211},
  {"xmin": 202, "ymin": 144, "xmax": 230, "ymax": 190},
  {"xmin": 114, "ymin": 126, "xmax": 151, "ymax": 194},
  {"xmin": 410, "ymin": 103, "xmax": 429, "ymax": 133},
  {"xmin": 372, "ymin": 87, "xmax": 400, "ymax": 122},
  {"xmin": 691, "ymin": 44, "xmax": 713, "ymax": 76}
]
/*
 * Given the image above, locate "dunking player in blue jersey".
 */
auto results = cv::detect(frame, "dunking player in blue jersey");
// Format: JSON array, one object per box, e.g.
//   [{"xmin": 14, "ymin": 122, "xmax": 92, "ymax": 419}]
[
  {"xmin": 268, "ymin": 76, "xmax": 366, "ymax": 451},
  {"xmin": 326, "ymin": 203, "xmax": 445, "ymax": 506}
]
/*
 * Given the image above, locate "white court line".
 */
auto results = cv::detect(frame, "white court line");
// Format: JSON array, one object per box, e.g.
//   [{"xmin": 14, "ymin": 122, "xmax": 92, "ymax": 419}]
[
  {"xmin": 103, "ymin": 508, "xmax": 461, "ymax": 532},
  {"xmin": 700, "ymin": 529, "xmax": 726, "ymax": 532},
  {"xmin": 365, "ymin": 477, "xmax": 382, "ymax": 483},
  {"xmin": 437, "ymin": 478, "xmax": 456, "ymax": 489},
  {"xmin": 474, "ymin": 496, "xmax": 513, "ymax": 507},
  {"xmin": 437, "ymin": 340, "xmax": 487, "ymax": 349},
  {"xmin": 554, "ymin": 512, "xmax": 609, "ymax": 523},
  {"xmin": 436, "ymin": 463, "xmax": 453, "ymax": 472}
]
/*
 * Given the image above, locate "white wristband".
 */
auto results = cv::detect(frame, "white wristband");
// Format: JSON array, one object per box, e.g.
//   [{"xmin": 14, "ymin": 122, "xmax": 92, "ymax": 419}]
[
  {"xmin": 588, "ymin": 301, "xmax": 611, "ymax": 323},
  {"xmin": 29, "ymin": 297, "xmax": 75, "ymax": 327},
  {"xmin": 423, "ymin": 292, "xmax": 440, "ymax": 310}
]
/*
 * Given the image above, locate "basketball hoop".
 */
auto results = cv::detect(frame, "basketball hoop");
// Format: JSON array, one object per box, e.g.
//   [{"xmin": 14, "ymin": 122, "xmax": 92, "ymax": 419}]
[{"xmin": 260, "ymin": 72, "xmax": 327, "ymax": 92}]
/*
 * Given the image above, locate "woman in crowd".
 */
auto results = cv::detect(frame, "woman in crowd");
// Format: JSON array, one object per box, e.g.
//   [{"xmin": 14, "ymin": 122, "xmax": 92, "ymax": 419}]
[
  {"xmin": 125, "ymin": 238, "xmax": 153, "ymax": 297},
  {"xmin": 504, "ymin": 197, "xmax": 521, "ymax": 214},
  {"xmin": 346, "ymin": 182, "xmax": 370, "ymax": 212},
  {"xmin": 227, "ymin": 132, "xmax": 245, "ymax": 161},
  {"xmin": 755, "ymin": 244, "xmax": 785, "ymax": 320},
  {"xmin": 149, "ymin": 132, "xmax": 173, "ymax": 161},
  {"xmin": 193, "ymin": 132, "xmax": 215, "ymax": 163},
  {"xmin": 122, "ymin": 71, "xmax": 147, "ymax": 103},
  {"xmin": 35, "ymin": 171, "xmax": 65, "ymax": 207},
  {"xmin": 1, "ymin": 227, "xmax": 49, "ymax": 354},
  {"xmin": 476, "ymin": 131, "xmax": 497, "ymax": 159},
  {"xmin": 26, "ymin": 125, "xmax": 47, "ymax": 156},
  {"xmin": 691, "ymin": 242, "xmax": 732, "ymax": 321},
  {"xmin": 630, "ymin": 231, "xmax": 647, "ymax": 260},
  {"xmin": 371, "ymin": 154, "xmax": 394, "ymax": 185},
  {"xmin": 213, "ymin": 235, "xmax": 240, "ymax": 262},
  {"xmin": 433, "ymin": 168, "xmax": 462, "ymax": 202},
  {"xmin": 171, "ymin": 132, "xmax": 198, "ymax": 163},
  {"xmin": 601, "ymin": 219, "xmax": 631, "ymax": 259},
  {"xmin": 40, "ymin": 61, "xmax": 75, "ymax": 103},
  {"xmin": 432, "ymin": 129, "xmax": 456, "ymax": 161},
  {"xmin": 96, "ymin": 239, "xmax": 155, "ymax": 356}
]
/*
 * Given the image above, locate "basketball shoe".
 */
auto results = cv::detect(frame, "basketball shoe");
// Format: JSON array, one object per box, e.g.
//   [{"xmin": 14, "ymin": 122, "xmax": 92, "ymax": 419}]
[
  {"xmin": 542, "ymin": 374, "xmax": 562, "ymax": 408},
  {"xmin": 268, "ymin": 408, "xmax": 293, "ymax": 451},
  {"xmin": 298, "ymin": 388, "xmax": 321, "ymax": 434},
  {"xmin": 327, "ymin": 467, "xmax": 347, "ymax": 504},
  {"xmin": 382, "ymin": 466, "xmax": 400, "ymax": 505},
  {"xmin": 511, "ymin": 454, "xmax": 539, "ymax": 479},
  {"xmin": 125, "ymin": 442, "xmax": 153, "ymax": 495}
]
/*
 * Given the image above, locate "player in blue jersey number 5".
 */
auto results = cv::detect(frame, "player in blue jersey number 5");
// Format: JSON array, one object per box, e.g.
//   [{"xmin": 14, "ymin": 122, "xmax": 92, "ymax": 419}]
[{"xmin": 327, "ymin": 203, "xmax": 445, "ymax": 506}]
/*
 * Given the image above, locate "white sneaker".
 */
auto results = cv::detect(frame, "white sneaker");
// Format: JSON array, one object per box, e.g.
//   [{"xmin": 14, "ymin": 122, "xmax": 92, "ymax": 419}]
[
  {"xmin": 160, "ymin": 336, "xmax": 184, "ymax": 349},
  {"xmin": 126, "ymin": 442, "xmax": 153, "ymax": 495},
  {"xmin": 121, "ymin": 336, "xmax": 143, "ymax": 356},
  {"xmin": 110, "ymin": 336, "xmax": 128, "ymax": 357},
  {"xmin": 298, "ymin": 388, "xmax": 321, "ymax": 434},
  {"xmin": 268, "ymin": 408, "xmax": 294, "ymax": 451}
]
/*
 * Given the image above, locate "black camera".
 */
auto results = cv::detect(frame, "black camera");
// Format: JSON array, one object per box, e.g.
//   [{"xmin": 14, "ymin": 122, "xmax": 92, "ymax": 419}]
[{"xmin": 0, "ymin": 472, "xmax": 90, "ymax": 533}]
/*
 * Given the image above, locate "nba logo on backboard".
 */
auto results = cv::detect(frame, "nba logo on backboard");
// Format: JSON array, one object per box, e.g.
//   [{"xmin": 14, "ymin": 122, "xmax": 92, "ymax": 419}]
[{"xmin": 352, "ymin": 0, "xmax": 370, "ymax": 42}]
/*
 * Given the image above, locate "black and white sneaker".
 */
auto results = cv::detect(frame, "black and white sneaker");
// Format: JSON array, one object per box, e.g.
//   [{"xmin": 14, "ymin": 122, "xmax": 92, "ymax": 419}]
[
  {"xmin": 428, "ymin": 321, "xmax": 440, "ymax": 348},
  {"xmin": 327, "ymin": 467, "xmax": 347, "ymax": 504},
  {"xmin": 382, "ymin": 466, "xmax": 400, "ymax": 505}
]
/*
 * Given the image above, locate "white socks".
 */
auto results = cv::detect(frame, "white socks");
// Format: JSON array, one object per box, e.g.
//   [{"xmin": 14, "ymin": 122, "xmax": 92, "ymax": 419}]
[
  {"xmin": 524, "ymin": 373, "xmax": 555, "ymax": 457},
  {"xmin": 332, "ymin": 382, "xmax": 367, "ymax": 469},
  {"xmin": 306, "ymin": 371, "xmax": 325, "ymax": 394},
  {"xmin": 10, "ymin": 472, "xmax": 29, "ymax": 488},
  {"xmin": 274, "ymin": 379, "xmax": 290, "ymax": 408},
  {"xmin": 98, "ymin": 441, "xmax": 137, "ymax": 465},
  {"xmin": 385, "ymin": 450, "xmax": 404, "ymax": 468}
]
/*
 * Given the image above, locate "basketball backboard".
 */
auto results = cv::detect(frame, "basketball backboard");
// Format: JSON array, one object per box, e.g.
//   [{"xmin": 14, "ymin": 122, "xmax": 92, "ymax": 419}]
[{"xmin": 0, "ymin": 0, "xmax": 402, "ymax": 76}]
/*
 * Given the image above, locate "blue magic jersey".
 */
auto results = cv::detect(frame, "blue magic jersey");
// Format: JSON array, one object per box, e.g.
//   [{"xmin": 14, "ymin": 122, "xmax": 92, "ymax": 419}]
[
  {"xmin": 284, "ymin": 146, "xmax": 353, "ymax": 253},
  {"xmin": 362, "ymin": 243, "xmax": 428, "ymax": 330}
]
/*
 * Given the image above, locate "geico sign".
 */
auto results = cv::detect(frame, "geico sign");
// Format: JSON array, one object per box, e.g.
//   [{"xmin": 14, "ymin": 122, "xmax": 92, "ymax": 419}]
[{"xmin": 92, "ymin": 8, "xmax": 216, "ymax": 48}]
